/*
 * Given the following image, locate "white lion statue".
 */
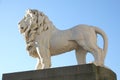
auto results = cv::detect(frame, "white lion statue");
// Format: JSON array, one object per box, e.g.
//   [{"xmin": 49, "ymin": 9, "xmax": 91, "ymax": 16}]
[{"xmin": 18, "ymin": 9, "xmax": 108, "ymax": 69}]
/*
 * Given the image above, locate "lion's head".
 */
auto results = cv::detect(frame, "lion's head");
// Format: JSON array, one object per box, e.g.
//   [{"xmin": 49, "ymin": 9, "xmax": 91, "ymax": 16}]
[
  {"xmin": 18, "ymin": 9, "xmax": 55, "ymax": 58},
  {"xmin": 18, "ymin": 10, "xmax": 32, "ymax": 34},
  {"xmin": 27, "ymin": 9, "xmax": 56, "ymax": 33},
  {"xmin": 18, "ymin": 9, "xmax": 39, "ymax": 58},
  {"xmin": 19, "ymin": 9, "xmax": 55, "ymax": 34}
]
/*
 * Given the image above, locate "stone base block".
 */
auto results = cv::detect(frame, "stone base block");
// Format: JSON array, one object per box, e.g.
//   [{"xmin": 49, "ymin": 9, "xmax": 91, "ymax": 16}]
[{"xmin": 2, "ymin": 64, "xmax": 117, "ymax": 80}]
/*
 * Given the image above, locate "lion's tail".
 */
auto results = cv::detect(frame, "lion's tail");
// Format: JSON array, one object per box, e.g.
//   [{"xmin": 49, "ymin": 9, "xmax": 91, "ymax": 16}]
[{"xmin": 93, "ymin": 26, "xmax": 108, "ymax": 60}]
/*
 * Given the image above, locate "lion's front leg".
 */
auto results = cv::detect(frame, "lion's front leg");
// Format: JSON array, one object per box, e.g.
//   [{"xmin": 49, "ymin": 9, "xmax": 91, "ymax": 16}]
[
  {"xmin": 35, "ymin": 58, "xmax": 43, "ymax": 69},
  {"xmin": 37, "ymin": 46, "xmax": 51, "ymax": 69}
]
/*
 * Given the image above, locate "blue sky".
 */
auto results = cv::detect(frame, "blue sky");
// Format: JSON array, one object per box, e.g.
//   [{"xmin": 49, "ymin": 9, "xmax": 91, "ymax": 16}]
[{"xmin": 0, "ymin": 0, "xmax": 120, "ymax": 79}]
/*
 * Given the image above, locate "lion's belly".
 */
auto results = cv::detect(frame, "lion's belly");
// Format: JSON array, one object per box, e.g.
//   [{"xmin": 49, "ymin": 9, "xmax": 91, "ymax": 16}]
[{"xmin": 50, "ymin": 40, "xmax": 79, "ymax": 56}]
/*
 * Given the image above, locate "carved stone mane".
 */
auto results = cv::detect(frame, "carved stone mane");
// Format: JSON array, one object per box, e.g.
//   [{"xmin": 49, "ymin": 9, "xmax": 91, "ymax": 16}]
[{"xmin": 24, "ymin": 10, "xmax": 55, "ymax": 58}]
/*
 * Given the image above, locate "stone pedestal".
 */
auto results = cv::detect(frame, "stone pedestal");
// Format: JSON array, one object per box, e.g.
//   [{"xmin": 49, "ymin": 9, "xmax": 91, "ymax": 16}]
[{"xmin": 2, "ymin": 64, "xmax": 116, "ymax": 80}]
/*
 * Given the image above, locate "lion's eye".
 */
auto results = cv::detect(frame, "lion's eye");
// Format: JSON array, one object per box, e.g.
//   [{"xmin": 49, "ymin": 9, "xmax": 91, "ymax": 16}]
[{"xmin": 21, "ymin": 27, "xmax": 24, "ymax": 29}]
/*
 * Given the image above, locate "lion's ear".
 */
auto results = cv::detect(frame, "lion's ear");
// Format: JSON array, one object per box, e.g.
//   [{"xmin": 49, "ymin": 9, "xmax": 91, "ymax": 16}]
[
  {"xmin": 40, "ymin": 12, "xmax": 44, "ymax": 16},
  {"xmin": 43, "ymin": 17, "xmax": 49, "ymax": 31},
  {"xmin": 38, "ymin": 13, "xmax": 44, "ymax": 26},
  {"xmin": 43, "ymin": 24, "xmax": 48, "ymax": 31}
]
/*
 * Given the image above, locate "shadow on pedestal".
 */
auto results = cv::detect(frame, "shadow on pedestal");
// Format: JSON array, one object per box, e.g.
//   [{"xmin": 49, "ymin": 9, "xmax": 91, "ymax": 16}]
[{"xmin": 2, "ymin": 64, "xmax": 117, "ymax": 80}]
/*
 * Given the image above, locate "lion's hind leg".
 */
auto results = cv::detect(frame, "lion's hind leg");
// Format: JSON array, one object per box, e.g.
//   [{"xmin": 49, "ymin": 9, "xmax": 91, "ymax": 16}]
[
  {"xmin": 84, "ymin": 45, "xmax": 103, "ymax": 66},
  {"xmin": 76, "ymin": 40, "xmax": 103, "ymax": 66},
  {"xmin": 75, "ymin": 48, "xmax": 87, "ymax": 65}
]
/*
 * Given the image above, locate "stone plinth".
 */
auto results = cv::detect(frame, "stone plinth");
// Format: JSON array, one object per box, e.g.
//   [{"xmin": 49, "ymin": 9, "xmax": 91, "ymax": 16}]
[{"xmin": 2, "ymin": 64, "xmax": 116, "ymax": 80}]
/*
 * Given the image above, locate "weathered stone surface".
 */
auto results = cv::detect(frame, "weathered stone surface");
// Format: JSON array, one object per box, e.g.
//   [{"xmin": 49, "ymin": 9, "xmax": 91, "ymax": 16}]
[
  {"xmin": 2, "ymin": 64, "xmax": 116, "ymax": 80},
  {"xmin": 18, "ymin": 9, "xmax": 108, "ymax": 69}
]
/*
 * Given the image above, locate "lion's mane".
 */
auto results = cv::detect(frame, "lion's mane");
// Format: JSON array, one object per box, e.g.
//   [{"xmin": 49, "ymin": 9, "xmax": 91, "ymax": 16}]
[{"xmin": 24, "ymin": 9, "xmax": 55, "ymax": 58}]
